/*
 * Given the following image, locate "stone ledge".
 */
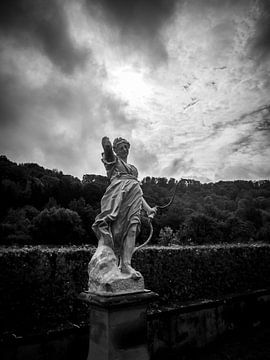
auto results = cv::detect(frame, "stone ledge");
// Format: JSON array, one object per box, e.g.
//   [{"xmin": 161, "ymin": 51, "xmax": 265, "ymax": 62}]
[
  {"xmin": 148, "ymin": 288, "xmax": 270, "ymax": 318},
  {"xmin": 78, "ymin": 289, "xmax": 159, "ymax": 308}
]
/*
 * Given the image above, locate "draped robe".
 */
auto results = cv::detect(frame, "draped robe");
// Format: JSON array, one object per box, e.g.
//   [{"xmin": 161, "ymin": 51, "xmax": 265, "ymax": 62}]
[{"xmin": 92, "ymin": 155, "xmax": 143, "ymax": 257}]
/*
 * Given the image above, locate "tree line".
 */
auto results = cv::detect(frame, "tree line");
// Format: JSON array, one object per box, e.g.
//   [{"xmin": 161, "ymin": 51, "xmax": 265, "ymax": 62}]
[{"xmin": 1, "ymin": 155, "xmax": 270, "ymax": 246}]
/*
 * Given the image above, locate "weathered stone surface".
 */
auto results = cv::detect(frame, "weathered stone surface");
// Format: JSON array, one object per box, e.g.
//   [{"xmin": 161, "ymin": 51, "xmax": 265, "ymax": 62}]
[
  {"xmin": 81, "ymin": 291, "xmax": 158, "ymax": 360},
  {"xmin": 88, "ymin": 245, "xmax": 144, "ymax": 295}
]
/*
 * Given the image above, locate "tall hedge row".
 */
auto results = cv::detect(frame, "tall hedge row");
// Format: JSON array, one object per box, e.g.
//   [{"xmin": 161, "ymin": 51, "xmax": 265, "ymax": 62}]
[
  {"xmin": 1, "ymin": 244, "xmax": 270, "ymax": 339},
  {"xmin": 133, "ymin": 244, "xmax": 270, "ymax": 304}
]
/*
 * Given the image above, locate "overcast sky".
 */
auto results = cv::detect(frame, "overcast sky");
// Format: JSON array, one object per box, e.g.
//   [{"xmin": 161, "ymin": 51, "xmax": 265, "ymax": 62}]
[{"xmin": 0, "ymin": 0, "xmax": 269, "ymax": 182}]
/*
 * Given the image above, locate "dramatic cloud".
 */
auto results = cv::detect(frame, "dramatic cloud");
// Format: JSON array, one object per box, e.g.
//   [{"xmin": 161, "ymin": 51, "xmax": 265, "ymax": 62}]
[
  {"xmin": 84, "ymin": 0, "xmax": 179, "ymax": 66},
  {"xmin": 0, "ymin": 42, "xmax": 137, "ymax": 176},
  {"xmin": 249, "ymin": 0, "xmax": 270, "ymax": 63},
  {"xmin": 0, "ymin": 0, "xmax": 88, "ymax": 73},
  {"xmin": 0, "ymin": 0, "xmax": 269, "ymax": 181}
]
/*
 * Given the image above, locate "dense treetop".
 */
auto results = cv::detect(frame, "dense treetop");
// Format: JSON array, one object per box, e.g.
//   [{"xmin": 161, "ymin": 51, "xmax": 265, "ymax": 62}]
[{"xmin": 1, "ymin": 155, "xmax": 270, "ymax": 246}]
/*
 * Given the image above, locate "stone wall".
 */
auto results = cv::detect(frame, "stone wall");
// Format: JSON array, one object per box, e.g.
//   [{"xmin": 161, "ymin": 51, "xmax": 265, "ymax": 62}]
[{"xmin": 1, "ymin": 289, "xmax": 270, "ymax": 360}]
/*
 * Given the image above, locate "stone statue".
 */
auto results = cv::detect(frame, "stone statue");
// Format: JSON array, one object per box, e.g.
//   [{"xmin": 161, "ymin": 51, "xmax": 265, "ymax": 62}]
[{"xmin": 88, "ymin": 136, "xmax": 156, "ymax": 295}]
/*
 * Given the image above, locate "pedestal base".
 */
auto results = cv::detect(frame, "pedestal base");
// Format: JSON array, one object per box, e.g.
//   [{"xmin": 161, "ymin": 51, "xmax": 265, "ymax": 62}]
[{"xmin": 80, "ymin": 290, "xmax": 158, "ymax": 360}]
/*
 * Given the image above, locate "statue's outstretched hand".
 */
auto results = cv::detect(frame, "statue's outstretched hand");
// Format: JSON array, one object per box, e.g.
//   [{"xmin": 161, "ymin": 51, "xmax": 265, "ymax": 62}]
[{"xmin": 102, "ymin": 136, "xmax": 112, "ymax": 149}]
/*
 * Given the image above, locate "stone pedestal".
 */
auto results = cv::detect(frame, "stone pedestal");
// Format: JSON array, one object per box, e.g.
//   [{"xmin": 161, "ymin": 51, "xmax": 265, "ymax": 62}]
[{"xmin": 80, "ymin": 290, "xmax": 158, "ymax": 360}]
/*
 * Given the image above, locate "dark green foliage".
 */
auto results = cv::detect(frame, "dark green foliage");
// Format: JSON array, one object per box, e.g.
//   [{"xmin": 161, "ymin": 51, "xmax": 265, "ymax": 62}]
[
  {"xmin": 0, "ymin": 206, "xmax": 39, "ymax": 245},
  {"xmin": 32, "ymin": 207, "xmax": 85, "ymax": 245},
  {"xmin": 157, "ymin": 227, "xmax": 177, "ymax": 246},
  {"xmin": 180, "ymin": 212, "xmax": 223, "ymax": 244},
  {"xmin": 1, "ymin": 155, "xmax": 270, "ymax": 245},
  {"xmin": 68, "ymin": 198, "xmax": 97, "ymax": 244},
  {"xmin": 257, "ymin": 224, "xmax": 270, "ymax": 242},
  {"xmin": 223, "ymin": 215, "xmax": 256, "ymax": 243},
  {"xmin": 1, "ymin": 245, "xmax": 270, "ymax": 337}
]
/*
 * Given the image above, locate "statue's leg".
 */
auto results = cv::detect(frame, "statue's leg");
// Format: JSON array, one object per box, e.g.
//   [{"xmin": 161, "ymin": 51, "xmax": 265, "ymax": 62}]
[{"xmin": 120, "ymin": 223, "xmax": 141, "ymax": 279}]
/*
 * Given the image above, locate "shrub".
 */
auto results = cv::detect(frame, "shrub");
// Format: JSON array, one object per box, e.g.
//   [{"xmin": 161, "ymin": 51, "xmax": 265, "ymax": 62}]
[
  {"xmin": 158, "ymin": 227, "xmax": 175, "ymax": 246},
  {"xmin": 157, "ymin": 226, "xmax": 182, "ymax": 246}
]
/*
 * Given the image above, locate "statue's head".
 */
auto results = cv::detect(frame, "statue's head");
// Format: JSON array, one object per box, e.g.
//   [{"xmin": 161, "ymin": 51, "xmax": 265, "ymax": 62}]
[{"xmin": 113, "ymin": 137, "xmax": 130, "ymax": 159}]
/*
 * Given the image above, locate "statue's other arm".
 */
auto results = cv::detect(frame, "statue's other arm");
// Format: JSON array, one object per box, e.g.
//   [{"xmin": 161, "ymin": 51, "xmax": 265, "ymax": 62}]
[{"xmin": 102, "ymin": 136, "xmax": 115, "ymax": 162}]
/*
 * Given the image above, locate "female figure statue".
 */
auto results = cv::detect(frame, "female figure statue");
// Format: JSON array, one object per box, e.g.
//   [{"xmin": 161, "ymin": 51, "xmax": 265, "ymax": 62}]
[{"xmin": 88, "ymin": 136, "xmax": 156, "ymax": 294}]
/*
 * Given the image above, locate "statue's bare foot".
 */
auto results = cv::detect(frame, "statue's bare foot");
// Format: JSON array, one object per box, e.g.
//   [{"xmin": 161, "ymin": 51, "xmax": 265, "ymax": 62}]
[{"xmin": 121, "ymin": 263, "xmax": 141, "ymax": 279}]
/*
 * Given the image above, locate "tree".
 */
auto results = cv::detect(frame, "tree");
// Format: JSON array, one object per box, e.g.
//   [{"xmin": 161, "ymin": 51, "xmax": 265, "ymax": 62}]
[
  {"xmin": 180, "ymin": 212, "xmax": 223, "ymax": 244},
  {"xmin": 45, "ymin": 197, "xmax": 59, "ymax": 209},
  {"xmin": 1, "ymin": 155, "xmax": 270, "ymax": 246},
  {"xmin": 0, "ymin": 179, "xmax": 21, "ymax": 216},
  {"xmin": 0, "ymin": 206, "xmax": 39, "ymax": 245},
  {"xmin": 257, "ymin": 224, "xmax": 270, "ymax": 243},
  {"xmin": 68, "ymin": 198, "xmax": 97, "ymax": 244},
  {"xmin": 158, "ymin": 203, "xmax": 185, "ymax": 230},
  {"xmin": 32, "ymin": 207, "xmax": 85, "ymax": 245},
  {"xmin": 223, "ymin": 215, "xmax": 256, "ymax": 243},
  {"xmin": 236, "ymin": 199, "xmax": 263, "ymax": 229}
]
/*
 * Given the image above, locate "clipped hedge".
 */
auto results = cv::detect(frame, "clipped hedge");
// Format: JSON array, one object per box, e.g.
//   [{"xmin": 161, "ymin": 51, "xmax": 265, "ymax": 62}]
[
  {"xmin": 133, "ymin": 244, "xmax": 270, "ymax": 304},
  {"xmin": 1, "ymin": 244, "xmax": 270, "ymax": 338},
  {"xmin": 0, "ymin": 246, "xmax": 94, "ymax": 339}
]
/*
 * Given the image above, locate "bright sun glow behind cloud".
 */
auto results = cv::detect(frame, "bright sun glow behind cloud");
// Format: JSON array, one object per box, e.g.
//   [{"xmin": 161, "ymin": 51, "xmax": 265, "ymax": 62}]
[{"xmin": 106, "ymin": 67, "xmax": 153, "ymax": 107}]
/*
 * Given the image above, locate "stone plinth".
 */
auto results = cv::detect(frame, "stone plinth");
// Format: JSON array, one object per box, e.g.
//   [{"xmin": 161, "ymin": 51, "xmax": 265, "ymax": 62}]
[{"xmin": 80, "ymin": 290, "xmax": 158, "ymax": 360}]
